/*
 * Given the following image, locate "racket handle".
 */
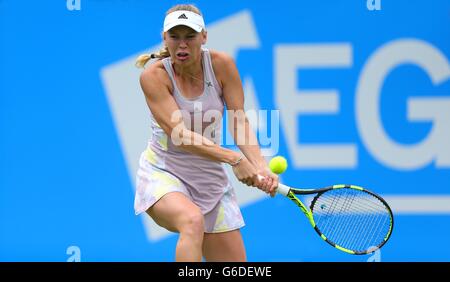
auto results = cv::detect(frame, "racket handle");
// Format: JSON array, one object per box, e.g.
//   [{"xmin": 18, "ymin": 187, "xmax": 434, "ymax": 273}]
[
  {"xmin": 276, "ymin": 183, "xmax": 291, "ymax": 196},
  {"xmin": 256, "ymin": 175, "xmax": 291, "ymax": 196}
]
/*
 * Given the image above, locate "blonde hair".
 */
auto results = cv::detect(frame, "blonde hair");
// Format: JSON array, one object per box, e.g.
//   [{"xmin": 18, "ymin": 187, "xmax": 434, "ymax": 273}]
[{"xmin": 135, "ymin": 4, "xmax": 203, "ymax": 68}]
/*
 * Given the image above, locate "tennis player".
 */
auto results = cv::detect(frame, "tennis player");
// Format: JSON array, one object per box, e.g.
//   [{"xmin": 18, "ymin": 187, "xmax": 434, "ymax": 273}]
[{"xmin": 134, "ymin": 4, "xmax": 278, "ymax": 262}]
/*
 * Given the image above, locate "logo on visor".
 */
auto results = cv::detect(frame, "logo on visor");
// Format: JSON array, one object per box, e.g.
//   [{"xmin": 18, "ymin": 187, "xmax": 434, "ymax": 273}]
[{"xmin": 178, "ymin": 13, "xmax": 188, "ymax": 19}]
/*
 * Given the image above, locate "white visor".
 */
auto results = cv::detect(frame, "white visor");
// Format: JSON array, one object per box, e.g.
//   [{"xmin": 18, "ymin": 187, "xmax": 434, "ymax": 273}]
[{"xmin": 163, "ymin": 10, "xmax": 205, "ymax": 32}]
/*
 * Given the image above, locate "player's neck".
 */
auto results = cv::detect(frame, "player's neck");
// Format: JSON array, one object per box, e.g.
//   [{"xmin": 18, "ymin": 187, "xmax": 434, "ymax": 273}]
[{"xmin": 172, "ymin": 60, "xmax": 203, "ymax": 83}]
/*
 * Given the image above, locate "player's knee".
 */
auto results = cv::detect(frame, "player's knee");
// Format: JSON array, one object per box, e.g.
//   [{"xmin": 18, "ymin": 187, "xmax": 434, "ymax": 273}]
[{"xmin": 179, "ymin": 210, "xmax": 204, "ymax": 236}]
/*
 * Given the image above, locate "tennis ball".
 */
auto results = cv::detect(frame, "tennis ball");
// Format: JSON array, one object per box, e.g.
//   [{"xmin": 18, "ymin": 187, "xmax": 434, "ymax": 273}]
[{"xmin": 269, "ymin": 156, "xmax": 288, "ymax": 174}]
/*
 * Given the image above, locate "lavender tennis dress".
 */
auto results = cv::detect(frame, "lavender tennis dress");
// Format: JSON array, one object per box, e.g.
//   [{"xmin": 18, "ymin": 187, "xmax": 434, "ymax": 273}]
[{"xmin": 134, "ymin": 48, "xmax": 245, "ymax": 233}]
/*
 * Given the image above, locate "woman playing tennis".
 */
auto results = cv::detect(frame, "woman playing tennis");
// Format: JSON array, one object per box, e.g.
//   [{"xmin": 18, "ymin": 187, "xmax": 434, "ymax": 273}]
[{"xmin": 134, "ymin": 4, "xmax": 278, "ymax": 262}]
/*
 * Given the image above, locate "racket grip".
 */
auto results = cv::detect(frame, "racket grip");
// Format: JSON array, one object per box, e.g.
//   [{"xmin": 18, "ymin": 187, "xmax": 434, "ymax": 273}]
[
  {"xmin": 276, "ymin": 183, "xmax": 291, "ymax": 196},
  {"xmin": 256, "ymin": 175, "xmax": 291, "ymax": 196}
]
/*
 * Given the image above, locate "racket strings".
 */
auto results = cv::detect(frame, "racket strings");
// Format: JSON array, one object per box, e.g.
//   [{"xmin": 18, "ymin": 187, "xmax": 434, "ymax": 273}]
[
  {"xmin": 321, "ymin": 193, "xmax": 389, "ymax": 250},
  {"xmin": 343, "ymin": 206, "xmax": 377, "ymax": 250},
  {"xmin": 323, "ymin": 192, "xmax": 371, "ymax": 250},
  {"xmin": 361, "ymin": 212, "xmax": 388, "ymax": 251},
  {"xmin": 319, "ymin": 192, "xmax": 390, "ymax": 252},
  {"xmin": 329, "ymin": 193, "xmax": 364, "ymax": 248},
  {"xmin": 333, "ymin": 195, "xmax": 384, "ymax": 242},
  {"xmin": 317, "ymin": 191, "xmax": 384, "ymax": 236},
  {"xmin": 344, "ymin": 206, "xmax": 388, "ymax": 252},
  {"xmin": 312, "ymin": 188, "xmax": 391, "ymax": 253},
  {"xmin": 318, "ymin": 198, "xmax": 387, "ymax": 252},
  {"xmin": 342, "ymin": 192, "xmax": 390, "ymax": 252},
  {"xmin": 318, "ymin": 192, "xmax": 354, "ymax": 240}
]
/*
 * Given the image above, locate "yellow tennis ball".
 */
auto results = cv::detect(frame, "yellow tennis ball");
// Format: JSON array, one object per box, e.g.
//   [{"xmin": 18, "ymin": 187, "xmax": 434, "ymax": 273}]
[{"xmin": 269, "ymin": 156, "xmax": 288, "ymax": 174}]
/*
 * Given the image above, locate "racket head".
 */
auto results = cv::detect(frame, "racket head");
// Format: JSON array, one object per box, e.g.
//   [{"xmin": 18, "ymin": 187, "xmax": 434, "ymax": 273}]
[{"xmin": 307, "ymin": 185, "xmax": 394, "ymax": 255}]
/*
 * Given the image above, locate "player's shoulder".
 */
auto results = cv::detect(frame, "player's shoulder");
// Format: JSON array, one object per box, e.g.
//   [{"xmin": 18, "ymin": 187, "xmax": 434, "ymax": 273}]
[
  {"xmin": 209, "ymin": 49, "xmax": 235, "ymax": 68},
  {"xmin": 209, "ymin": 50, "xmax": 236, "ymax": 82},
  {"xmin": 139, "ymin": 60, "xmax": 171, "ymax": 90}
]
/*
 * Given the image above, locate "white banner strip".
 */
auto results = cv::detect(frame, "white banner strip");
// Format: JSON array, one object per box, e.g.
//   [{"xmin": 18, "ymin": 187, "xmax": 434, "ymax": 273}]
[{"xmin": 384, "ymin": 195, "xmax": 450, "ymax": 214}]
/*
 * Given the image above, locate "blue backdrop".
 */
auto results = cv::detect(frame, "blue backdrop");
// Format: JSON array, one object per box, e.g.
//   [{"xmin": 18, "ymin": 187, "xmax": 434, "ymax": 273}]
[{"xmin": 1, "ymin": 0, "xmax": 449, "ymax": 262}]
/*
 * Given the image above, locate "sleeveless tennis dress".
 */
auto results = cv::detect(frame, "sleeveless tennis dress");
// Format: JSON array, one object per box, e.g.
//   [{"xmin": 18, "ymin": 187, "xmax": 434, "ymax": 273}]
[{"xmin": 134, "ymin": 48, "xmax": 245, "ymax": 233}]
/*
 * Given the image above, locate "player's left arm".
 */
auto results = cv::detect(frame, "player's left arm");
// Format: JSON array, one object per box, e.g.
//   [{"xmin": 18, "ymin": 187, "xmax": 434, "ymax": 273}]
[{"xmin": 212, "ymin": 50, "xmax": 278, "ymax": 193}]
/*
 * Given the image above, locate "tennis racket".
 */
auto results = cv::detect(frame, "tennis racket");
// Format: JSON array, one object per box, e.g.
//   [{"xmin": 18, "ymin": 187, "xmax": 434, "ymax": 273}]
[{"xmin": 259, "ymin": 175, "xmax": 394, "ymax": 255}]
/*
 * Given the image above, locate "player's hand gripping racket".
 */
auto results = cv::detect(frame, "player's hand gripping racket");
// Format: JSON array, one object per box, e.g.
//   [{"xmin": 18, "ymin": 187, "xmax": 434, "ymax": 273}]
[{"xmin": 258, "ymin": 175, "xmax": 394, "ymax": 255}]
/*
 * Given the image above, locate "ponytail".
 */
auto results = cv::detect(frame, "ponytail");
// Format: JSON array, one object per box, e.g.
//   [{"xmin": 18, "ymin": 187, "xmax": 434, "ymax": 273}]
[{"xmin": 135, "ymin": 45, "xmax": 170, "ymax": 68}]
